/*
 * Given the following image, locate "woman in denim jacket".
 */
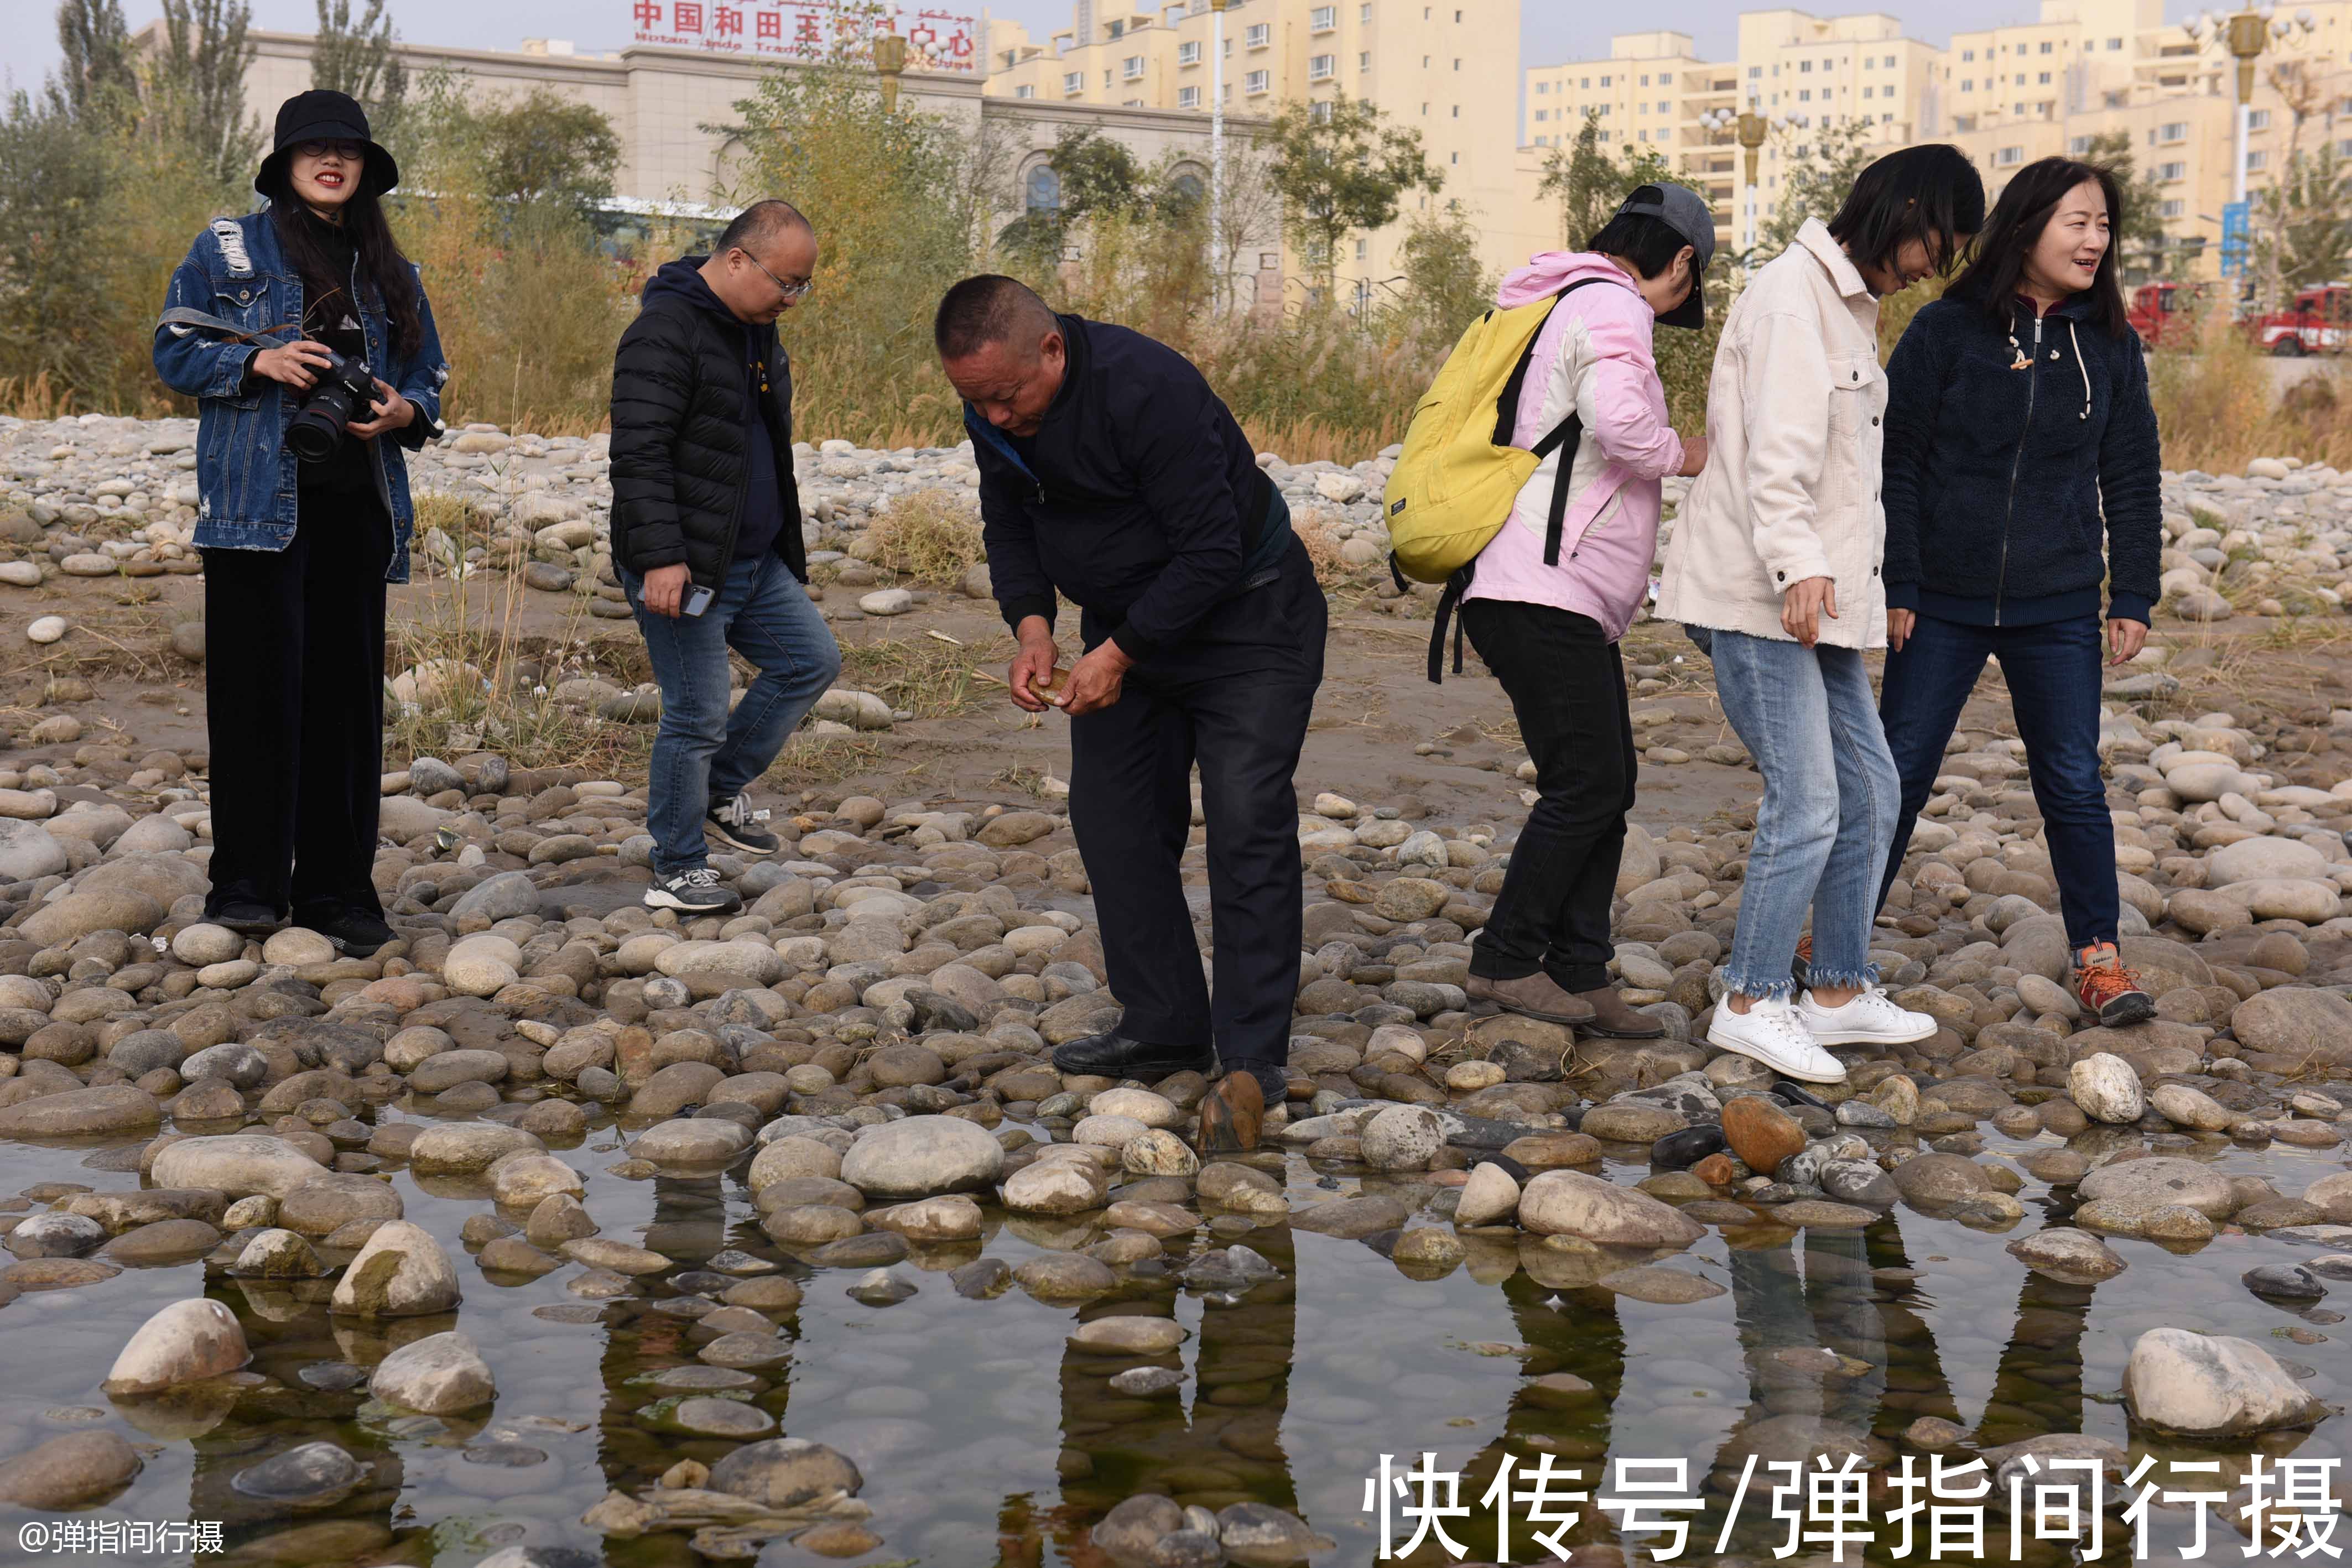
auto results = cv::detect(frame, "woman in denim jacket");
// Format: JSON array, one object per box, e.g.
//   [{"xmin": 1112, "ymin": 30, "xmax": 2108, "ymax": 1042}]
[{"xmin": 154, "ymin": 91, "xmax": 448, "ymax": 955}]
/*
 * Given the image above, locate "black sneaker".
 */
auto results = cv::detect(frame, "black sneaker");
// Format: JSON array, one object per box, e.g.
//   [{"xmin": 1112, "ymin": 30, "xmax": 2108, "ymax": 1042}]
[
  {"xmin": 300, "ymin": 908, "xmax": 397, "ymax": 957},
  {"xmin": 207, "ymin": 900, "xmax": 283, "ymax": 937},
  {"xmin": 706, "ymin": 793, "xmax": 780, "ymax": 856},
  {"xmin": 646, "ymin": 867, "xmax": 743, "ymax": 914}
]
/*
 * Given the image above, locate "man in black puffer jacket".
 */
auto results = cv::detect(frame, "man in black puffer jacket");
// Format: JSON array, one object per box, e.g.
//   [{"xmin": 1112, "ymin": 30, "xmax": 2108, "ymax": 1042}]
[
  {"xmin": 610, "ymin": 200, "xmax": 841, "ymax": 914},
  {"xmin": 935, "ymin": 275, "xmax": 1326, "ymax": 1154}
]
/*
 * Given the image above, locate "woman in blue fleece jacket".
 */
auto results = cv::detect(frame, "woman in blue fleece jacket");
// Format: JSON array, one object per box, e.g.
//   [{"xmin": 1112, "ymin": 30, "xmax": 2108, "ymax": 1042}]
[{"xmin": 1874, "ymin": 155, "xmax": 2164, "ymax": 1027}]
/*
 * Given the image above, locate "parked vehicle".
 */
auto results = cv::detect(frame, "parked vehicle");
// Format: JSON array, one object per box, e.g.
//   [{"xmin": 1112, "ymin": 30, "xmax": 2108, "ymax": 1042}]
[
  {"xmin": 2250, "ymin": 283, "xmax": 2352, "ymax": 356},
  {"xmin": 2126, "ymin": 280, "xmax": 2208, "ymax": 348}
]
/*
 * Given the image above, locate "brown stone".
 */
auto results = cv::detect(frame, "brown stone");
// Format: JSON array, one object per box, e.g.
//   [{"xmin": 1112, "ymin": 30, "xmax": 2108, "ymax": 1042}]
[{"xmin": 1721, "ymin": 1096, "xmax": 1806, "ymax": 1176}]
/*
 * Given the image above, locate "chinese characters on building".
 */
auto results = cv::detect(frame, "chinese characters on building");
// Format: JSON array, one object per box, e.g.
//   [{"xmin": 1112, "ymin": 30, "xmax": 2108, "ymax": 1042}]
[{"xmin": 628, "ymin": 0, "xmax": 977, "ymax": 71}]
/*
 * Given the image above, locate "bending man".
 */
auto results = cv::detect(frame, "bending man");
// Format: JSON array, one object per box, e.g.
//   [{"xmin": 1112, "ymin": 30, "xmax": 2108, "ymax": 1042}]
[{"xmin": 935, "ymin": 275, "xmax": 1326, "ymax": 1152}]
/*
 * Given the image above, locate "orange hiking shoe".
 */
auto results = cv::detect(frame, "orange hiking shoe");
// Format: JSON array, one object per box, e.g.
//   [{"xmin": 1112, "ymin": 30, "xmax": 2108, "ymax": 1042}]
[{"xmin": 2074, "ymin": 942, "xmax": 2155, "ymax": 1027}]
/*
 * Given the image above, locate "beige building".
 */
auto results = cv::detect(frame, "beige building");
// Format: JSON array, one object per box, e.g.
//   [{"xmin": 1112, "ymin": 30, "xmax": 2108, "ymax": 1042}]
[
  {"xmin": 180, "ymin": 23, "xmax": 1277, "ymax": 296},
  {"xmin": 1529, "ymin": 2, "xmax": 2352, "ymax": 286},
  {"xmin": 984, "ymin": 0, "xmax": 1524, "ymax": 296}
]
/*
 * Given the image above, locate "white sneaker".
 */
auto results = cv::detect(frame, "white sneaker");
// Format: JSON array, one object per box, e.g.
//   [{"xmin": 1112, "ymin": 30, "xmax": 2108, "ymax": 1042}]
[
  {"xmin": 1797, "ymin": 986, "xmax": 1937, "ymax": 1046},
  {"xmin": 1706, "ymin": 996, "xmax": 1848, "ymax": 1084}
]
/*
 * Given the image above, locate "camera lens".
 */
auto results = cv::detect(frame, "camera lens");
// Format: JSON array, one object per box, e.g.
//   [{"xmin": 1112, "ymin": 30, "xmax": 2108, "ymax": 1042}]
[{"xmin": 287, "ymin": 390, "xmax": 352, "ymax": 463}]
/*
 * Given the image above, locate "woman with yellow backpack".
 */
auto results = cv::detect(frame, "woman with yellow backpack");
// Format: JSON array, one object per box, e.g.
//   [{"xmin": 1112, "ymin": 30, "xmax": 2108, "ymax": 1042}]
[{"xmin": 1430, "ymin": 185, "xmax": 1716, "ymax": 1035}]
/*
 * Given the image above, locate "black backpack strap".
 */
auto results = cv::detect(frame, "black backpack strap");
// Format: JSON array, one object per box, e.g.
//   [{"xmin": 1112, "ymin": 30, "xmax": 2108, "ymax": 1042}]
[{"xmin": 1427, "ymin": 562, "xmax": 1474, "ymax": 684}]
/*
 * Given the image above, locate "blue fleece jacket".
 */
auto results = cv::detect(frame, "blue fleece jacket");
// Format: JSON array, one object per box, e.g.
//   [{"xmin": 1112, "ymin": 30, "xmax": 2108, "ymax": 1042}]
[{"xmin": 1881, "ymin": 290, "xmax": 2162, "ymax": 627}]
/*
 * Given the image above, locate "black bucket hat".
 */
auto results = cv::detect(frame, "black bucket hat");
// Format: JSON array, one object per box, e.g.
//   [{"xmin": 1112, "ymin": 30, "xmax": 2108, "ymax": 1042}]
[{"xmin": 254, "ymin": 90, "xmax": 399, "ymax": 200}]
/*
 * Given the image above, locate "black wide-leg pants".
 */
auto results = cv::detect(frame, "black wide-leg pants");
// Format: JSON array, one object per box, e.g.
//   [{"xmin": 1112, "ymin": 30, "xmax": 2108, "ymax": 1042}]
[
  {"xmin": 200, "ymin": 490, "xmax": 392, "ymax": 923},
  {"xmin": 1067, "ymin": 541, "xmax": 1326, "ymax": 1075}
]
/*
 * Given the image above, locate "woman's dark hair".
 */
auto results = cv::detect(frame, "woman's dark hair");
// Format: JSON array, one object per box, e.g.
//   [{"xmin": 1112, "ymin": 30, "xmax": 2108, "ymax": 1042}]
[
  {"xmin": 1588, "ymin": 198, "xmax": 1709, "ymax": 288},
  {"xmin": 1944, "ymin": 157, "xmax": 2131, "ymax": 337},
  {"xmin": 264, "ymin": 178, "xmax": 423, "ymax": 358},
  {"xmin": 1827, "ymin": 143, "xmax": 1987, "ymax": 283}
]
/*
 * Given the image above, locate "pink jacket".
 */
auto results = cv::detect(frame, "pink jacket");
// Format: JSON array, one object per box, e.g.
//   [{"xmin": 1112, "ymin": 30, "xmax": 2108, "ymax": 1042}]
[{"xmin": 1461, "ymin": 252, "xmax": 1684, "ymax": 642}]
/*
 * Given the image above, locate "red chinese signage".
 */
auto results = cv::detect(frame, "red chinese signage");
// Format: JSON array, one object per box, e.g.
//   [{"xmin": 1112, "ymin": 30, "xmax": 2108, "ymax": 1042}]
[{"xmin": 630, "ymin": 0, "xmax": 977, "ymax": 71}]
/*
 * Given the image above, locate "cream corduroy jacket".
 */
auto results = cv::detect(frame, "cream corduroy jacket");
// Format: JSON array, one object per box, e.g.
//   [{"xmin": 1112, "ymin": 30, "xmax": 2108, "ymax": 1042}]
[{"xmin": 1656, "ymin": 218, "xmax": 1891, "ymax": 650}]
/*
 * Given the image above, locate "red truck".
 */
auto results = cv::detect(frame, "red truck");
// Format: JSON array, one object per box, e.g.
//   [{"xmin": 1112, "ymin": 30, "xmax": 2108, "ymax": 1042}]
[
  {"xmin": 2250, "ymin": 283, "xmax": 2352, "ymax": 356},
  {"xmin": 2127, "ymin": 280, "xmax": 2207, "ymax": 348}
]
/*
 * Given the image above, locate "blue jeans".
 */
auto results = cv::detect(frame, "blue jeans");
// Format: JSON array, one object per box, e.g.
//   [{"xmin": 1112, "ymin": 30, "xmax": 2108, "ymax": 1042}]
[
  {"xmin": 1709, "ymin": 630, "xmax": 1900, "ymax": 1000},
  {"xmin": 623, "ymin": 551, "xmax": 841, "ymax": 874},
  {"xmin": 1876, "ymin": 611, "xmax": 2116, "ymax": 949}
]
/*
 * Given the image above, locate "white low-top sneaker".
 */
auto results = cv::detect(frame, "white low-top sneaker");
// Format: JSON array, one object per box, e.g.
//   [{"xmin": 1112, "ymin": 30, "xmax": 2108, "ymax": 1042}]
[
  {"xmin": 1797, "ymin": 986, "xmax": 1938, "ymax": 1046},
  {"xmin": 1706, "ymin": 996, "xmax": 1847, "ymax": 1083}
]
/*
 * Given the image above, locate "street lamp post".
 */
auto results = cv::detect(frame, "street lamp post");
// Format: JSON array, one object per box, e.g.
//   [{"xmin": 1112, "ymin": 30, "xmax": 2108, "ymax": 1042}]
[
  {"xmin": 2186, "ymin": 4, "xmax": 2314, "ymax": 206},
  {"xmin": 1211, "ymin": 0, "xmax": 1227, "ymax": 308},
  {"xmin": 875, "ymin": 32, "xmax": 908, "ymax": 114}
]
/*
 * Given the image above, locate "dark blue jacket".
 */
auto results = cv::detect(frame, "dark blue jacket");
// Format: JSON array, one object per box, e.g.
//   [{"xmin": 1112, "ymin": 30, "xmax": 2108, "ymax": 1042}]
[
  {"xmin": 967, "ymin": 314, "xmax": 1284, "ymax": 659},
  {"xmin": 1881, "ymin": 291, "xmax": 2162, "ymax": 627}
]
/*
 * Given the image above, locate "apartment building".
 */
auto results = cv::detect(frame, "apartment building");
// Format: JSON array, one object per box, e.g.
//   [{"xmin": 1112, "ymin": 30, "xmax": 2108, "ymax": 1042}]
[
  {"xmin": 985, "ymin": 0, "xmax": 1524, "ymax": 293},
  {"xmin": 1532, "ymin": 1, "xmax": 2352, "ymax": 284}
]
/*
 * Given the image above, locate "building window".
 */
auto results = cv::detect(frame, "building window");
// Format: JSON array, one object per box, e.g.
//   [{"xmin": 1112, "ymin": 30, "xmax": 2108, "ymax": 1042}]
[
  {"xmin": 1309, "ymin": 53, "xmax": 1335, "ymax": 79},
  {"xmin": 1639, "ymin": 74, "xmax": 1649, "ymax": 86},
  {"xmin": 1107, "ymin": 18, "xmax": 1125, "ymax": 35},
  {"xmin": 1961, "ymin": 78, "xmax": 1973, "ymax": 90},
  {"xmin": 1178, "ymin": 40, "xmax": 1200, "ymax": 63},
  {"xmin": 1801, "ymin": 59, "xmax": 1812, "ymax": 71},
  {"xmin": 1360, "ymin": 50, "xmax": 1370, "ymax": 70},
  {"xmin": 1245, "ymin": 68, "xmax": 1269, "ymax": 92},
  {"xmin": 1063, "ymin": 71, "xmax": 1083, "ymax": 94},
  {"xmin": 1863, "ymin": 86, "xmax": 1873, "ymax": 98},
  {"xmin": 2249, "ymin": 109, "xmax": 2273, "ymax": 130},
  {"xmin": 1026, "ymin": 164, "xmax": 1061, "ymax": 214},
  {"xmin": 1799, "ymin": 88, "xmax": 1811, "ymax": 101},
  {"xmin": 1451, "ymin": 103, "xmax": 1459, "ymax": 116},
  {"xmin": 1016, "ymin": 84, "xmax": 1035, "ymax": 98},
  {"xmin": 1962, "ymin": 48, "xmax": 1974, "ymax": 60},
  {"xmin": 2039, "ymin": 39, "xmax": 2052, "ymax": 51},
  {"xmin": 1179, "ymin": 85, "xmax": 1200, "ymax": 107},
  {"xmin": 1311, "ymin": 4, "xmax": 1336, "ymax": 29},
  {"xmin": 1310, "ymin": 100, "xmax": 1333, "ymax": 122},
  {"xmin": 2246, "ymin": 149, "xmax": 2269, "ymax": 170},
  {"xmin": 2160, "ymin": 198, "xmax": 2186, "ymax": 218},
  {"xmin": 1123, "ymin": 54, "xmax": 1144, "ymax": 79},
  {"xmin": 2038, "ymin": 70, "xmax": 2051, "ymax": 83},
  {"xmin": 2160, "ymin": 121, "xmax": 2187, "ymax": 142},
  {"xmin": 1996, "ymin": 145, "xmax": 2022, "ymax": 166},
  {"xmin": 1748, "ymin": 65, "xmax": 1760, "ymax": 77},
  {"xmin": 1599, "ymin": 74, "xmax": 1610, "ymax": 86},
  {"xmin": 2068, "ymin": 134, "xmax": 2090, "ymax": 153},
  {"xmin": 1245, "ymin": 22, "xmax": 1269, "ymax": 46},
  {"xmin": 2158, "ymin": 160, "xmax": 2186, "ymax": 180},
  {"xmin": 1361, "ymin": 2, "xmax": 1372, "ymax": 19}
]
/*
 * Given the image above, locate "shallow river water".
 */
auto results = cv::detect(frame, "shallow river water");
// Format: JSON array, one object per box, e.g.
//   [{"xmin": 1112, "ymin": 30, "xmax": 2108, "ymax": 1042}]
[{"xmin": 0, "ymin": 1109, "xmax": 2344, "ymax": 1568}]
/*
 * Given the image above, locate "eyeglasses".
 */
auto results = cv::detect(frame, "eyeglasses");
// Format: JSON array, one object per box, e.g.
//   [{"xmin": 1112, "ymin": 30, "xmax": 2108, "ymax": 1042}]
[
  {"xmin": 736, "ymin": 247, "xmax": 814, "ymax": 303},
  {"xmin": 294, "ymin": 140, "xmax": 369, "ymax": 163}
]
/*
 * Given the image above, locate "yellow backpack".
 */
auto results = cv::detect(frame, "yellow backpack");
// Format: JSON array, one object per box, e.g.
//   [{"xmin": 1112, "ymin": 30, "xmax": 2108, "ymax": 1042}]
[{"xmin": 1386, "ymin": 277, "xmax": 1600, "ymax": 681}]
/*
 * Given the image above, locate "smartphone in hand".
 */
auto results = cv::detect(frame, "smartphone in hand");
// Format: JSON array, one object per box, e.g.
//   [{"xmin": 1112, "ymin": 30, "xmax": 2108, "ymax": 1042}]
[{"xmin": 683, "ymin": 586, "xmax": 715, "ymax": 618}]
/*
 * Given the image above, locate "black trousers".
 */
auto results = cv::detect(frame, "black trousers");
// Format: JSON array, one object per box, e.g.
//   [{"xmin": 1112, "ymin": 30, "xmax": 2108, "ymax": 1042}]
[
  {"xmin": 201, "ymin": 488, "xmax": 392, "ymax": 922},
  {"xmin": 1461, "ymin": 598, "xmax": 1636, "ymax": 993},
  {"xmin": 1068, "ymin": 541, "xmax": 1325, "ymax": 1071}
]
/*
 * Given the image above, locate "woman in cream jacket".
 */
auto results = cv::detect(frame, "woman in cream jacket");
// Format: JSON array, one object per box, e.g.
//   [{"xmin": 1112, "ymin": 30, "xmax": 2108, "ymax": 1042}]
[{"xmin": 1657, "ymin": 144, "xmax": 1982, "ymax": 1082}]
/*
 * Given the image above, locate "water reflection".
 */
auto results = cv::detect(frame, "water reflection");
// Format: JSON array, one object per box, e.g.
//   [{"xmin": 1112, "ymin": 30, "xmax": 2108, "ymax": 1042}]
[{"xmin": 1, "ymin": 1128, "xmax": 2344, "ymax": 1568}]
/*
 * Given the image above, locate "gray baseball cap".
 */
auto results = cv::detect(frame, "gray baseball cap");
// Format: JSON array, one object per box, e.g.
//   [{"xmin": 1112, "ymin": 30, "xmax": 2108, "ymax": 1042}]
[{"xmin": 1612, "ymin": 183, "xmax": 1716, "ymax": 329}]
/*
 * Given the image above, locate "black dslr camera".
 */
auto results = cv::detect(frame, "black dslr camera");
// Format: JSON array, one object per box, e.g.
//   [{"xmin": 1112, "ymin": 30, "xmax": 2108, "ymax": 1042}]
[{"xmin": 286, "ymin": 348, "xmax": 379, "ymax": 463}]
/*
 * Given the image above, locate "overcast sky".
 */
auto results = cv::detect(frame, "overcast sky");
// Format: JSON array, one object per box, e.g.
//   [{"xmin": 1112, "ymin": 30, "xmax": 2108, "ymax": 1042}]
[{"xmin": 0, "ymin": 0, "xmax": 2207, "ymax": 98}]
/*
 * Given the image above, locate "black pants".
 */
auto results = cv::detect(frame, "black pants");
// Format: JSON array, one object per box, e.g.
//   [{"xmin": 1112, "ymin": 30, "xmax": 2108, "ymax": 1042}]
[
  {"xmin": 1461, "ymin": 599, "xmax": 1635, "ymax": 993},
  {"xmin": 1068, "ymin": 541, "xmax": 1325, "ymax": 1072},
  {"xmin": 201, "ymin": 488, "xmax": 392, "ymax": 922}
]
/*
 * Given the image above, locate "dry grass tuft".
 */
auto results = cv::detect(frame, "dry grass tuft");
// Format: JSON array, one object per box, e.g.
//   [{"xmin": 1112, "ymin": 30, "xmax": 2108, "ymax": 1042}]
[
  {"xmin": 863, "ymin": 490, "xmax": 985, "ymax": 585},
  {"xmin": 1293, "ymin": 508, "xmax": 1349, "ymax": 588},
  {"xmin": 835, "ymin": 630, "xmax": 1009, "ymax": 720}
]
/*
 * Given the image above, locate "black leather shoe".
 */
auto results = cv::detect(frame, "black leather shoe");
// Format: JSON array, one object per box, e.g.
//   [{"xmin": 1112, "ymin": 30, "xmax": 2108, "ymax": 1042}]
[
  {"xmin": 306, "ymin": 908, "xmax": 397, "ymax": 957},
  {"xmin": 1050, "ymin": 1030, "xmax": 1215, "ymax": 1081},
  {"xmin": 207, "ymin": 900, "xmax": 282, "ymax": 937}
]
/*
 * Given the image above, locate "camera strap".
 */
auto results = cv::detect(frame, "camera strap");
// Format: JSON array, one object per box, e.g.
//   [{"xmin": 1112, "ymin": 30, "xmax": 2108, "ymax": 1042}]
[{"xmin": 156, "ymin": 306, "xmax": 293, "ymax": 348}]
